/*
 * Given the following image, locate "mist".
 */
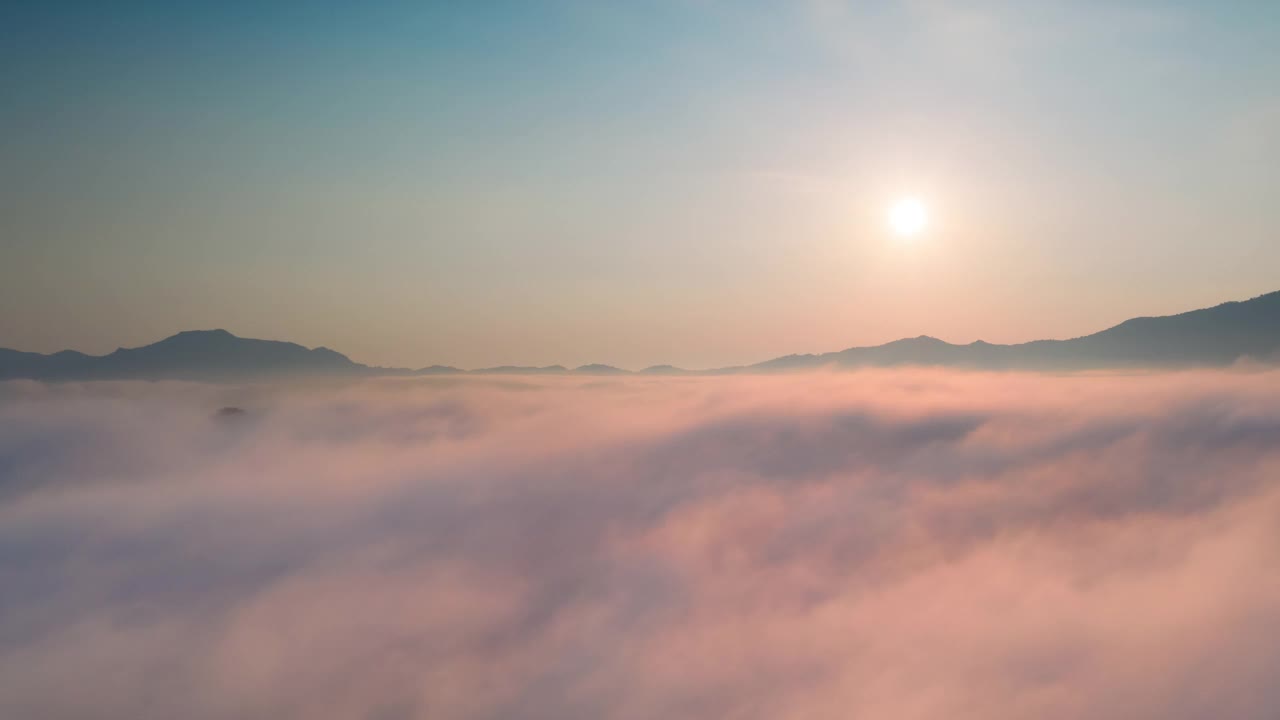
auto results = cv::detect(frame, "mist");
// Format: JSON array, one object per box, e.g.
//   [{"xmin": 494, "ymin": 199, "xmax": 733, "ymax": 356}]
[{"xmin": 3, "ymin": 370, "xmax": 1280, "ymax": 719}]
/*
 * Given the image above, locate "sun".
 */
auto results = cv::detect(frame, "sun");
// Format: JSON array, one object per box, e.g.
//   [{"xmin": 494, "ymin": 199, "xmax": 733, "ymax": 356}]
[{"xmin": 888, "ymin": 197, "xmax": 929, "ymax": 237}]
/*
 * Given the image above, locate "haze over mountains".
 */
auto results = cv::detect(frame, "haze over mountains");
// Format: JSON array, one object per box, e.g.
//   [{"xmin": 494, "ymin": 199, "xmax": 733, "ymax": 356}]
[{"xmin": 2, "ymin": 291, "xmax": 1277, "ymax": 381}]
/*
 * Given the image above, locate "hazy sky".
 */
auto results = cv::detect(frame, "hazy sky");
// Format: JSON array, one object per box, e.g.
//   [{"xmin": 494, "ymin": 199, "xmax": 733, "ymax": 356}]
[{"xmin": 2, "ymin": 0, "xmax": 1278, "ymax": 369}]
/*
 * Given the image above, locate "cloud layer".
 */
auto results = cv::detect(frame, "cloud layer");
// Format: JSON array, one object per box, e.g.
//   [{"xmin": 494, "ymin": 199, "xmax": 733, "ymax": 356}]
[{"xmin": 3, "ymin": 370, "xmax": 1280, "ymax": 719}]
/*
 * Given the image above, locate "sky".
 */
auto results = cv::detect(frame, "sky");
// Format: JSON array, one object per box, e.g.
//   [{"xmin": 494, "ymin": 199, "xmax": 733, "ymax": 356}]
[{"xmin": 2, "ymin": 0, "xmax": 1279, "ymax": 369}]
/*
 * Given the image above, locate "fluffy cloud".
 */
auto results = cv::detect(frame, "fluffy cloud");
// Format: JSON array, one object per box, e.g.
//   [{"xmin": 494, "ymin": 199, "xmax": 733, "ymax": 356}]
[{"xmin": 3, "ymin": 370, "xmax": 1280, "ymax": 719}]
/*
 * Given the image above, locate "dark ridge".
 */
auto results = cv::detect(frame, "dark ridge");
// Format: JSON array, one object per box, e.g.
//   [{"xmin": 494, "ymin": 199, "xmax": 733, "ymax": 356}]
[
  {"xmin": 754, "ymin": 290, "xmax": 1280, "ymax": 371},
  {"xmin": 639, "ymin": 365, "xmax": 686, "ymax": 375},
  {"xmin": 2, "ymin": 290, "xmax": 1278, "ymax": 380},
  {"xmin": 0, "ymin": 330, "xmax": 366, "ymax": 381},
  {"xmin": 574, "ymin": 364, "xmax": 632, "ymax": 375},
  {"xmin": 471, "ymin": 365, "xmax": 569, "ymax": 375},
  {"xmin": 414, "ymin": 365, "xmax": 465, "ymax": 375}
]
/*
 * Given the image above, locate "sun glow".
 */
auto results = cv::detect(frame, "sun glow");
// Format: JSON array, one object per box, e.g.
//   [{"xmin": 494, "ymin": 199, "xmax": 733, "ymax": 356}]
[{"xmin": 888, "ymin": 197, "xmax": 929, "ymax": 237}]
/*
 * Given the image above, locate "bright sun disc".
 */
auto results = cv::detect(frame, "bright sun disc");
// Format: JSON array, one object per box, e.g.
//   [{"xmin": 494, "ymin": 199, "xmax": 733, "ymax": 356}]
[{"xmin": 888, "ymin": 197, "xmax": 928, "ymax": 237}]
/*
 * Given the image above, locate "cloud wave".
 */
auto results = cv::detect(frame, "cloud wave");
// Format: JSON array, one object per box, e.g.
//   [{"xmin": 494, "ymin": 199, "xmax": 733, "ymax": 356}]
[{"xmin": 3, "ymin": 370, "xmax": 1280, "ymax": 719}]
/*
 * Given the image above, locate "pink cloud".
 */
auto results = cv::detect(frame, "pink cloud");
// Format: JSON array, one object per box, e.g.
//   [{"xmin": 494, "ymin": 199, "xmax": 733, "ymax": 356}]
[{"xmin": 2, "ymin": 370, "xmax": 1280, "ymax": 718}]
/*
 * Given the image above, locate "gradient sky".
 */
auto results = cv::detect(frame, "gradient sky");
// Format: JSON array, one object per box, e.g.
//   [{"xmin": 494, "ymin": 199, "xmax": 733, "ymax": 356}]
[{"xmin": 2, "ymin": 0, "xmax": 1278, "ymax": 369}]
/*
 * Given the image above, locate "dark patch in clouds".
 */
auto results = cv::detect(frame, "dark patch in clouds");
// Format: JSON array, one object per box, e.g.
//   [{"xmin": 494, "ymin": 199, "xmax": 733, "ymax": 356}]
[{"xmin": 2, "ymin": 371, "xmax": 1280, "ymax": 719}]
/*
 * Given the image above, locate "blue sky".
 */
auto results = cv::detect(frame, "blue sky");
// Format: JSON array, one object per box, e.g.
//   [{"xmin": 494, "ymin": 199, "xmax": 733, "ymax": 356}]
[{"xmin": 3, "ymin": 0, "xmax": 1278, "ymax": 368}]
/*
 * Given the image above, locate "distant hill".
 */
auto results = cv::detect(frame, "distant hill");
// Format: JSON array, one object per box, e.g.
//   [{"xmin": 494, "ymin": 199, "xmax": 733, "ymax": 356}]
[
  {"xmin": 471, "ymin": 365, "xmax": 569, "ymax": 375},
  {"xmin": 754, "ymin": 290, "xmax": 1280, "ymax": 371},
  {"xmin": 639, "ymin": 365, "xmax": 686, "ymax": 375},
  {"xmin": 574, "ymin": 364, "xmax": 631, "ymax": 375},
  {"xmin": 2, "ymin": 291, "xmax": 1278, "ymax": 381},
  {"xmin": 413, "ymin": 365, "xmax": 465, "ymax": 375},
  {"xmin": 0, "ymin": 330, "xmax": 366, "ymax": 381}
]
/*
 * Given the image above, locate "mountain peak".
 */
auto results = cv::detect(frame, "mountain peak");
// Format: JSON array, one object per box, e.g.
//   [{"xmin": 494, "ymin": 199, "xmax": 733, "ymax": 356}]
[
  {"xmin": 760, "ymin": 290, "xmax": 1280, "ymax": 371},
  {"xmin": 640, "ymin": 364, "xmax": 685, "ymax": 375},
  {"xmin": 4, "ymin": 328, "xmax": 362, "ymax": 380},
  {"xmin": 170, "ymin": 329, "xmax": 236, "ymax": 339},
  {"xmin": 575, "ymin": 364, "xmax": 630, "ymax": 375},
  {"xmin": 885, "ymin": 335, "xmax": 947, "ymax": 347},
  {"xmin": 149, "ymin": 329, "xmax": 240, "ymax": 348},
  {"xmin": 2, "ymin": 290, "xmax": 1278, "ymax": 380}
]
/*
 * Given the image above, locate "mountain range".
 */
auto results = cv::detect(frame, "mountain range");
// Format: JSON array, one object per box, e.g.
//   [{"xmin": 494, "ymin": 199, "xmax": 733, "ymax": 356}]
[{"xmin": 2, "ymin": 291, "xmax": 1278, "ymax": 381}]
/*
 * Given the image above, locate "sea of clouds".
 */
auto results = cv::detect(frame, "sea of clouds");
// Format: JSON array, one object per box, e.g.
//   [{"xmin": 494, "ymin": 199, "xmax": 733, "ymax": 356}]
[{"xmin": 3, "ymin": 369, "xmax": 1280, "ymax": 719}]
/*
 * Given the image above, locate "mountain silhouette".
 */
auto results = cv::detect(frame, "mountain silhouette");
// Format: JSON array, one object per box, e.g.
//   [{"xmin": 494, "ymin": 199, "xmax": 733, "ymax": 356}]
[
  {"xmin": 754, "ymin": 290, "xmax": 1280, "ymax": 371},
  {"xmin": 471, "ymin": 365, "xmax": 569, "ymax": 375},
  {"xmin": 638, "ymin": 365, "xmax": 686, "ymax": 375},
  {"xmin": 574, "ymin": 364, "xmax": 632, "ymax": 375},
  {"xmin": 2, "ymin": 291, "xmax": 1278, "ymax": 381},
  {"xmin": 0, "ymin": 329, "xmax": 365, "ymax": 381},
  {"xmin": 412, "ymin": 365, "xmax": 465, "ymax": 375}
]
